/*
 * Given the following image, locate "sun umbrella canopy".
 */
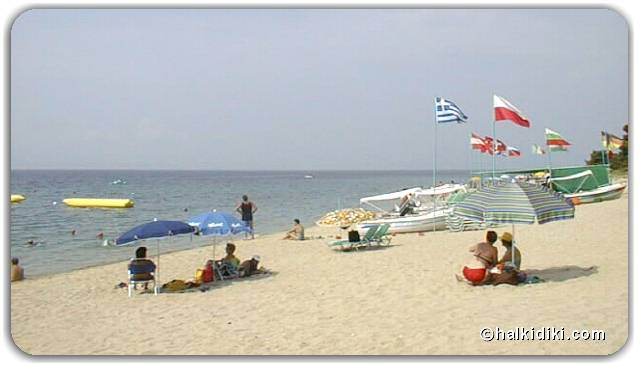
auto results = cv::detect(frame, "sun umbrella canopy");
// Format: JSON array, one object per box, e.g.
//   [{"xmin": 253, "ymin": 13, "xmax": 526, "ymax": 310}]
[
  {"xmin": 115, "ymin": 220, "xmax": 195, "ymax": 245},
  {"xmin": 453, "ymin": 182, "xmax": 575, "ymax": 225},
  {"xmin": 187, "ymin": 211, "xmax": 251, "ymax": 236}
]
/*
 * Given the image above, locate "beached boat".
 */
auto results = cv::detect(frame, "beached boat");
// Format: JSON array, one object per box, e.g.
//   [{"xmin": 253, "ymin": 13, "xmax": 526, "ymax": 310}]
[
  {"xmin": 549, "ymin": 170, "xmax": 626, "ymax": 204},
  {"xmin": 63, "ymin": 198, "xmax": 135, "ymax": 208},
  {"xmin": 562, "ymin": 182, "xmax": 626, "ymax": 204},
  {"xmin": 357, "ymin": 184, "xmax": 467, "ymax": 234}
]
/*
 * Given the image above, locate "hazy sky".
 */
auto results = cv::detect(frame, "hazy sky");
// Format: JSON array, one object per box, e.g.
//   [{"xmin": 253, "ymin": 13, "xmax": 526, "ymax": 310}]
[{"xmin": 11, "ymin": 9, "xmax": 628, "ymax": 170}]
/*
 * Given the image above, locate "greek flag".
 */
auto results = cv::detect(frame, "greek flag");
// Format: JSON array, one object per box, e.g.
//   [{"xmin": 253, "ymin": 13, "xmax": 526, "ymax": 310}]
[{"xmin": 435, "ymin": 97, "xmax": 468, "ymax": 123}]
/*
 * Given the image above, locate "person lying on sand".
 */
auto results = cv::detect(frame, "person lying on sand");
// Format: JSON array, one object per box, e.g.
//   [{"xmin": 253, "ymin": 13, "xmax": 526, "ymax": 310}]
[
  {"xmin": 238, "ymin": 256, "xmax": 263, "ymax": 278},
  {"xmin": 458, "ymin": 230, "xmax": 498, "ymax": 285},
  {"xmin": 283, "ymin": 219, "xmax": 305, "ymax": 240}
]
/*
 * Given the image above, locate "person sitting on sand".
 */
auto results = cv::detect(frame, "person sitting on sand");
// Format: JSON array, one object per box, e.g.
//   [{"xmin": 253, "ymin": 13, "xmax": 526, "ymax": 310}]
[
  {"xmin": 283, "ymin": 219, "xmax": 305, "ymax": 240},
  {"xmin": 214, "ymin": 243, "xmax": 241, "ymax": 279},
  {"xmin": 128, "ymin": 247, "xmax": 156, "ymax": 290},
  {"xmin": 238, "ymin": 255, "xmax": 261, "ymax": 278},
  {"xmin": 460, "ymin": 231, "xmax": 498, "ymax": 285},
  {"xmin": 221, "ymin": 243, "xmax": 240, "ymax": 267},
  {"xmin": 496, "ymin": 232, "xmax": 521, "ymax": 270},
  {"xmin": 11, "ymin": 257, "xmax": 24, "ymax": 282}
]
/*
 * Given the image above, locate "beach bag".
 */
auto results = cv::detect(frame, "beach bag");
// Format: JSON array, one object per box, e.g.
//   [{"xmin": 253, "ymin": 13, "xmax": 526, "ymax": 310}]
[
  {"xmin": 348, "ymin": 230, "xmax": 360, "ymax": 242},
  {"xmin": 203, "ymin": 265, "xmax": 214, "ymax": 283}
]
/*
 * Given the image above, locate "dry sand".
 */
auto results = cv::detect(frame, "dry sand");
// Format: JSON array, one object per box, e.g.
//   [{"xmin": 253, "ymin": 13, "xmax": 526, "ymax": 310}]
[{"xmin": 10, "ymin": 195, "xmax": 628, "ymax": 355}]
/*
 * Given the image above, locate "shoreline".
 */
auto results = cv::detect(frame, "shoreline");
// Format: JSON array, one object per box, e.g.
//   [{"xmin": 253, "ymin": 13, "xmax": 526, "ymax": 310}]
[
  {"xmin": 14, "ymin": 227, "xmax": 306, "ymax": 280},
  {"xmin": 11, "ymin": 194, "xmax": 628, "ymax": 355}
]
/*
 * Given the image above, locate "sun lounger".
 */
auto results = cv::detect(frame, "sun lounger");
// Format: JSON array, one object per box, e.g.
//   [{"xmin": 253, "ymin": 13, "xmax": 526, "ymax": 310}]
[
  {"xmin": 365, "ymin": 223, "xmax": 391, "ymax": 245},
  {"xmin": 328, "ymin": 225, "xmax": 379, "ymax": 250}
]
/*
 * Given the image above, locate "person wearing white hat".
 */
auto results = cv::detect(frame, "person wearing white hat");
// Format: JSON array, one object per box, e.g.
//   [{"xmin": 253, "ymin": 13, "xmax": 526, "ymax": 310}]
[{"xmin": 238, "ymin": 255, "xmax": 261, "ymax": 277}]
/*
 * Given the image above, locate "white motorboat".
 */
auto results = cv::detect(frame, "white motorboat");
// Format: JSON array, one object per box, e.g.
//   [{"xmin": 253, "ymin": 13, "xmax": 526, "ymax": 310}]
[{"xmin": 357, "ymin": 184, "xmax": 467, "ymax": 234}]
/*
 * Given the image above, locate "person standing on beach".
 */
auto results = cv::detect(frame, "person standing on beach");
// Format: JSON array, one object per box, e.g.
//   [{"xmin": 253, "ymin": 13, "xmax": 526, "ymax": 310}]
[{"xmin": 237, "ymin": 195, "xmax": 257, "ymax": 239}]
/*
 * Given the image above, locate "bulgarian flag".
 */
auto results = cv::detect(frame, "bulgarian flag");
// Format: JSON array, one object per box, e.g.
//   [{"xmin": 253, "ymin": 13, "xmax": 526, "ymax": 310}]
[
  {"xmin": 507, "ymin": 146, "xmax": 521, "ymax": 157},
  {"xmin": 545, "ymin": 128, "xmax": 571, "ymax": 152},
  {"xmin": 494, "ymin": 95, "xmax": 530, "ymax": 128}
]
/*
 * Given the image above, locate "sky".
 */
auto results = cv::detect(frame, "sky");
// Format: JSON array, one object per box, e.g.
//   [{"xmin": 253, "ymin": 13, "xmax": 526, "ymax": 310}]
[{"xmin": 10, "ymin": 9, "xmax": 628, "ymax": 170}]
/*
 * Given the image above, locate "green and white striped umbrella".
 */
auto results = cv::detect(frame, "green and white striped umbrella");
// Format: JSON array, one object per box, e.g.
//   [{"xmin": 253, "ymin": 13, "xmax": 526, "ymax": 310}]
[{"xmin": 453, "ymin": 182, "xmax": 575, "ymax": 225}]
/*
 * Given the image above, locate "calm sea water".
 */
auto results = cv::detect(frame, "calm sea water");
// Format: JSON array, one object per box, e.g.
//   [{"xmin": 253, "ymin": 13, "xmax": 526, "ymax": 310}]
[{"xmin": 10, "ymin": 170, "xmax": 470, "ymax": 277}]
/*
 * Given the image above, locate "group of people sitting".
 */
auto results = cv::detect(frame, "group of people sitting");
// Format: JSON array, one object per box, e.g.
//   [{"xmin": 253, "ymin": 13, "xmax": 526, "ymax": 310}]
[
  {"xmin": 460, "ymin": 230, "xmax": 526, "ymax": 286},
  {"xmin": 199, "ymin": 242, "xmax": 263, "ymax": 282},
  {"xmin": 126, "ymin": 243, "xmax": 264, "ymax": 292}
]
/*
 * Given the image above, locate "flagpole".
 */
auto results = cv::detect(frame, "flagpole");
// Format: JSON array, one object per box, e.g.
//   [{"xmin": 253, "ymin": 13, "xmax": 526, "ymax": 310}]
[
  {"xmin": 433, "ymin": 97, "xmax": 437, "ymax": 233},
  {"xmin": 492, "ymin": 118, "xmax": 496, "ymax": 184},
  {"xmin": 468, "ymin": 127, "xmax": 473, "ymax": 181},
  {"xmin": 547, "ymin": 144, "xmax": 553, "ymax": 176}
]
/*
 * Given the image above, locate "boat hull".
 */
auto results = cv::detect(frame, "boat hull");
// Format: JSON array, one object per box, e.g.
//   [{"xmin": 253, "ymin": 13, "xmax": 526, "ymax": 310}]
[
  {"xmin": 357, "ymin": 210, "xmax": 449, "ymax": 234},
  {"xmin": 564, "ymin": 183, "xmax": 626, "ymax": 205}
]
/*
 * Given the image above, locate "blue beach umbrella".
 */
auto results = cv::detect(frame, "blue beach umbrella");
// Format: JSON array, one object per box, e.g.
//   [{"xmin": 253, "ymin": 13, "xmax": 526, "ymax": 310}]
[
  {"xmin": 187, "ymin": 211, "xmax": 251, "ymax": 237},
  {"xmin": 116, "ymin": 219, "xmax": 196, "ymax": 288},
  {"xmin": 453, "ymin": 181, "xmax": 575, "ymax": 263},
  {"xmin": 187, "ymin": 211, "xmax": 251, "ymax": 270}
]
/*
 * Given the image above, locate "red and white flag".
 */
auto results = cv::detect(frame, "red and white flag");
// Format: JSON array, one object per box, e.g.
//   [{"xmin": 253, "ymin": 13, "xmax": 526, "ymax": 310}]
[
  {"xmin": 507, "ymin": 146, "xmax": 521, "ymax": 157},
  {"xmin": 484, "ymin": 136, "xmax": 507, "ymax": 155},
  {"xmin": 470, "ymin": 133, "xmax": 486, "ymax": 151},
  {"xmin": 494, "ymin": 95, "xmax": 530, "ymax": 128}
]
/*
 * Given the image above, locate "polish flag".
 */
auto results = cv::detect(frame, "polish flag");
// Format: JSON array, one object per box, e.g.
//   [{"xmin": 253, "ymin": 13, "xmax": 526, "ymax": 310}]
[{"xmin": 494, "ymin": 95, "xmax": 530, "ymax": 128}]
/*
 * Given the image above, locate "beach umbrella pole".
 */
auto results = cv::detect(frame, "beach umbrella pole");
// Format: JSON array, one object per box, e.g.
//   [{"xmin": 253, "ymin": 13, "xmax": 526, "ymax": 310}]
[
  {"xmin": 156, "ymin": 239, "xmax": 160, "ymax": 295},
  {"xmin": 213, "ymin": 236, "xmax": 225, "ymax": 281},
  {"xmin": 512, "ymin": 224, "xmax": 516, "ymax": 264}
]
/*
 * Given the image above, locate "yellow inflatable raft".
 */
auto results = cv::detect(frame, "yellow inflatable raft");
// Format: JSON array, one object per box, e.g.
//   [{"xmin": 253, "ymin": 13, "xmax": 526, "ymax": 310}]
[
  {"xmin": 63, "ymin": 198, "xmax": 135, "ymax": 208},
  {"xmin": 11, "ymin": 194, "xmax": 26, "ymax": 203}
]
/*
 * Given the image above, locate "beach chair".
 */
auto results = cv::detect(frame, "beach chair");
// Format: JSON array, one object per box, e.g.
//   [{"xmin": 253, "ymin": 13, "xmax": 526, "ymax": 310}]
[
  {"xmin": 328, "ymin": 225, "xmax": 378, "ymax": 250},
  {"xmin": 127, "ymin": 259, "xmax": 158, "ymax": 297},
  {"xmin": 347, "ymin": 225, "xmax": 382, "ymax": 250},
  {"xmin": 365, "ymin": 223, "xmax": 391, "ymax": 245}
]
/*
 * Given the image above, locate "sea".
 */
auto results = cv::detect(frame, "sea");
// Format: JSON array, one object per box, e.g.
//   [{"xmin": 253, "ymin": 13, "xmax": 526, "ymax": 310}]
[{"xmin": 10, "ymin": 170, "xmax": 470, "ymax": 277}]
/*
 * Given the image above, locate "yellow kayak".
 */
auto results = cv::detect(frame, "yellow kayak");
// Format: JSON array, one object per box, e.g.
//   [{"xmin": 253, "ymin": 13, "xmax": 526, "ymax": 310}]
[
  {"xmin": 11, "ymin": 194, "xmax": 26, "ymax": 203},
  {"xmin": 63, "ymin": 198, "xmax": 135, "ymax": 208}
]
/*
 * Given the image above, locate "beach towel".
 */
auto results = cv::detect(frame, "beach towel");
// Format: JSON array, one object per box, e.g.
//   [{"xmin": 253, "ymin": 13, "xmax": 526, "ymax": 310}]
[{"xmin": 162, "ymin": 279, "xmax": 198, "ymax": 292}]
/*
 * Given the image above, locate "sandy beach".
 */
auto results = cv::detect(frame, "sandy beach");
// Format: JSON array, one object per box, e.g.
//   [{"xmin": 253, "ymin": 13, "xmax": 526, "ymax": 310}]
[{"xmin": 10, "ymin": 194, "xmax": 628, "ymax": 355}]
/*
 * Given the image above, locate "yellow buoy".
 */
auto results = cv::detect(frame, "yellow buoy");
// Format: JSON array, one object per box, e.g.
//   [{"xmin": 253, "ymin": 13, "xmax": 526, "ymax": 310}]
[
  {"xmin": 62, "ymin": 198, "xmax": 135, "ymax": 208},
  {"xmin": 11, "ymin": 194, "xmax": 26, "ymax": 203}
]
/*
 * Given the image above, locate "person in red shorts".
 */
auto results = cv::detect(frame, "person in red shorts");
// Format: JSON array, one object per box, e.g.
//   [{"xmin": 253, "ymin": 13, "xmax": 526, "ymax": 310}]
[{"xmin": 458, "ymin": 230, "xmax": 498, "ymax": 285}]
